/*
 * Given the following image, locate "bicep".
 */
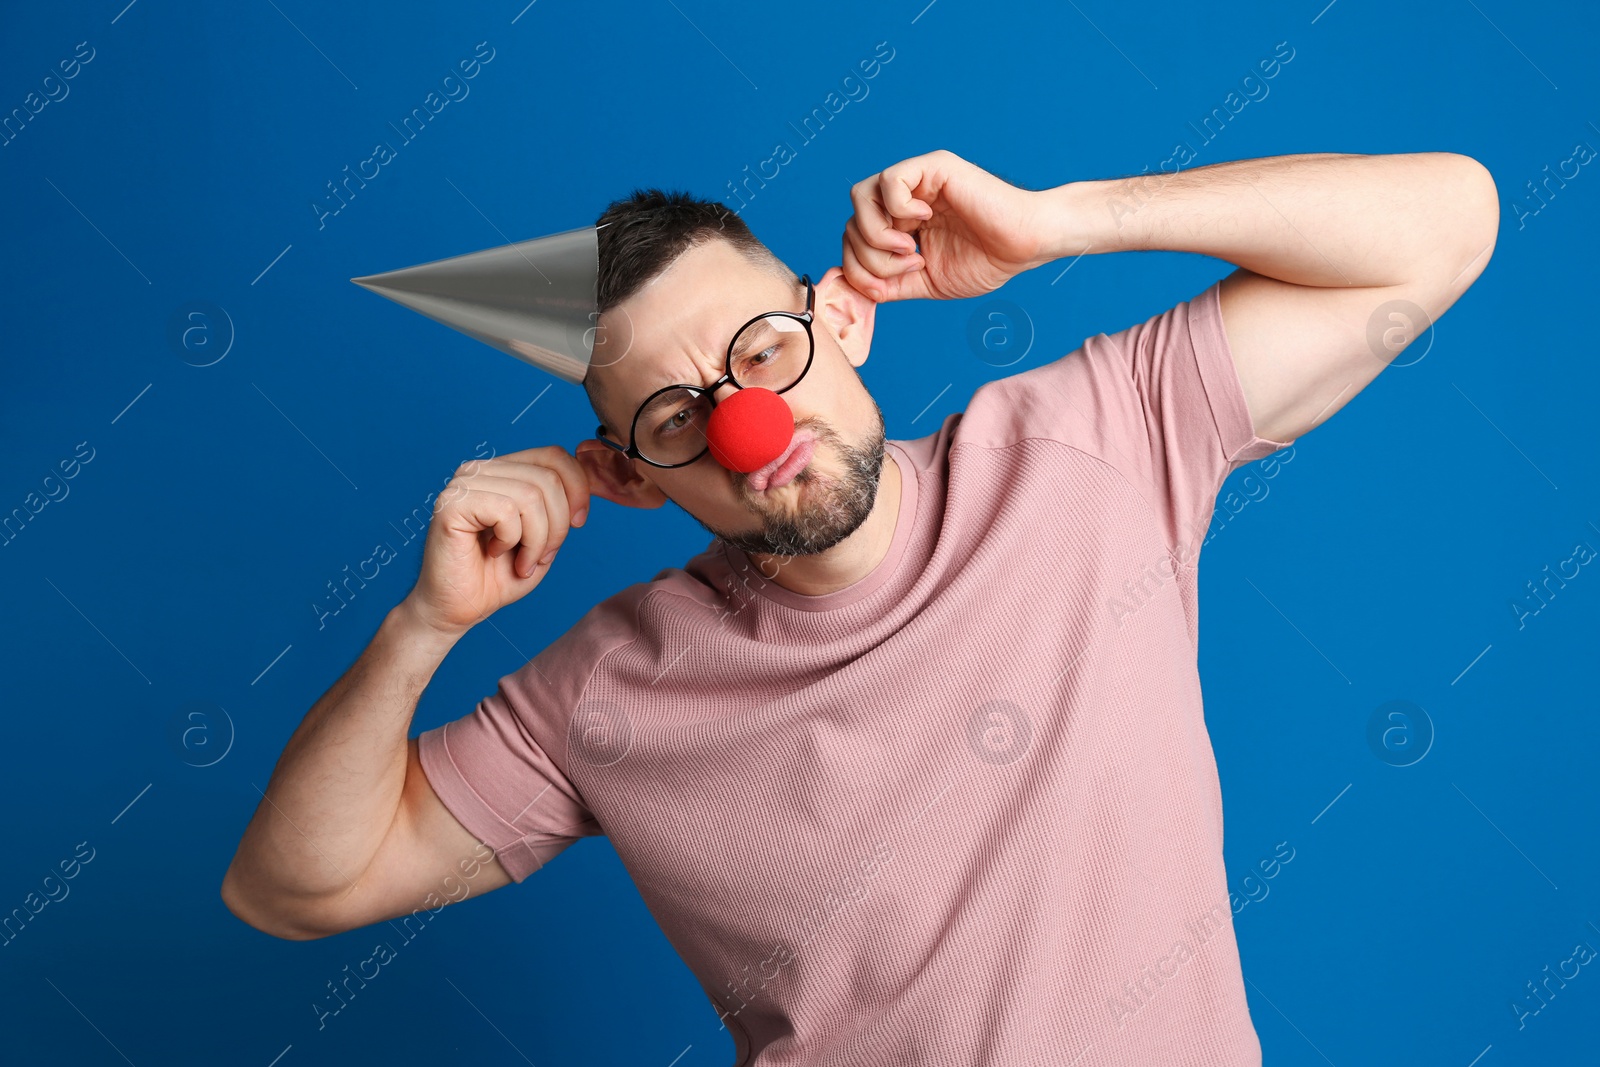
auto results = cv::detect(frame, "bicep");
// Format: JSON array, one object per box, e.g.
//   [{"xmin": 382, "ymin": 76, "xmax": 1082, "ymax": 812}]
[
  {"xmin": 1217, "ymin": 252, "xmax": 1487, "ymax": 443},
  {"xmin": 301, "ymin": 738, "xmax": 513, "ymax": 937}
]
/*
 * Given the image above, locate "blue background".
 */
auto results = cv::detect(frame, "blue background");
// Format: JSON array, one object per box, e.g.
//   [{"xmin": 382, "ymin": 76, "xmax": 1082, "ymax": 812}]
[{"xmin": 2, "ymin": 0, "xmax": 1595, "ymax": 1064}]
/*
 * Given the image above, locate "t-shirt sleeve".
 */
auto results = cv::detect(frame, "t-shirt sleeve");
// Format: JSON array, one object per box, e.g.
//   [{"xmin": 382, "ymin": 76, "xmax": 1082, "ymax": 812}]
[
  {"xmin": 416, "ymin": 670, "xmax": 604, "ymax": 884},
  {"xmin": 967, "ymin": 279, "xmax": 1296, "ymax": 551}
]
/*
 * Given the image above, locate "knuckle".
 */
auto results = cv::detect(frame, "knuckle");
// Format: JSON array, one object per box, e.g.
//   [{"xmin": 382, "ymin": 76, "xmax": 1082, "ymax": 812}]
[
  {"xmin": 541, "ymin": 447, "xmax": 577, "ymax": 477},
  {"xmin": 529, "ymin": 463, "xmax": 564, "ymax": 496}
]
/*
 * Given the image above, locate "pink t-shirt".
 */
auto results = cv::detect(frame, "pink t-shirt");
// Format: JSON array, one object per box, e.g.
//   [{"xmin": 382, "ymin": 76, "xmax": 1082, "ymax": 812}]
[{"xmin": 418, "ymin": 279, "xmax": 1296, "ymax": 1066}]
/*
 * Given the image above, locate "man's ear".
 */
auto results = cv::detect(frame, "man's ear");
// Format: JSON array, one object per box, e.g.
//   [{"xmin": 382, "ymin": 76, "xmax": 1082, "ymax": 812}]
[
  {"xmin": 816, "ymin": 266, "xmax": 877, "ymax": 369},
  {"xmin": 574, "ymin": 438, "xmax": 670, "ymax": 509}
]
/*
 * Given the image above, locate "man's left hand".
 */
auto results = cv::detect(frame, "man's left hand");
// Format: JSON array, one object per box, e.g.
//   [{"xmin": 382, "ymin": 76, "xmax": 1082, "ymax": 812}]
[{"xmin": 841, "ymin": 149, "xmax": 1052, "ymax": 303}]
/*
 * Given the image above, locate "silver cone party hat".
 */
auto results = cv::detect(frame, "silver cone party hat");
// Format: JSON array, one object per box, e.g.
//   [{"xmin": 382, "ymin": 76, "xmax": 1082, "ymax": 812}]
[{"xmin": 350, "ymin": 222, "xmax": 607, "ymax": 384}]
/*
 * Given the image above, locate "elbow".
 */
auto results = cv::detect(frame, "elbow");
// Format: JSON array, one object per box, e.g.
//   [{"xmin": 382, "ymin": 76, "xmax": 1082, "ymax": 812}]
[
  {"xmin": 221, "ymin": 863, "xmax": 337, "ymax": 942},
  {"xmin": 1449, "ymin": 152, "xmax": 1500, "ymax": 276}
]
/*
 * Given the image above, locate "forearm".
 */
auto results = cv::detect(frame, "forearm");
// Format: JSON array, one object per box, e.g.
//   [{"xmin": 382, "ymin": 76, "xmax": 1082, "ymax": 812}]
[
  {"xmin": 1039, "ymin": 151, "xmax": 1497, "ymax": 288},
  {"xmin": 224, "ymin": 598, "xmax": 458, "ymax": 914}
]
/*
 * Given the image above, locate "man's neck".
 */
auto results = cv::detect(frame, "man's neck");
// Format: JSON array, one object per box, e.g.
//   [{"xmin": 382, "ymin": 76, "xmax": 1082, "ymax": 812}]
[{"xmin": 748, "ymin": 451, "xmax": 902, "ymax": 597}]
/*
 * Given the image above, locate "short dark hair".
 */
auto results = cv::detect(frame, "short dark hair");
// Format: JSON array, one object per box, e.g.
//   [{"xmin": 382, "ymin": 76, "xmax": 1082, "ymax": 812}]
[{"xmin": 587, "ymin": 189, "xmax": 793, "ymax": 435}]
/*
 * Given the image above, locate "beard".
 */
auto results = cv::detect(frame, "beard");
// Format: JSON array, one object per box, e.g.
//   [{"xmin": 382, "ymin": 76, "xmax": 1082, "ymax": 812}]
[{"xmin": 697, "ymin": 403, "xmax": 888, "ymax": 559}]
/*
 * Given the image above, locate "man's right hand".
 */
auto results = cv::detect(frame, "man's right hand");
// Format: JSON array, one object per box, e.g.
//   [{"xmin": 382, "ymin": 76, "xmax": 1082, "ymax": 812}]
[{"xmin": 403, "ymin": 445, "xmax": 593, "ymax": 641}]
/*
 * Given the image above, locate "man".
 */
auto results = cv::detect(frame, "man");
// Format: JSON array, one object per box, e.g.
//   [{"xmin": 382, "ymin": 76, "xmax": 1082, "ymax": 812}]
[{"xmin": 222, "ymin": 149, "xmax": 1497, "ymax": 1064}]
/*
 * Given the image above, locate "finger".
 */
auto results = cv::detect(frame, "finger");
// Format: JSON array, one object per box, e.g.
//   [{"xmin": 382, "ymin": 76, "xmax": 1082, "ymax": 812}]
[
  {"xmin": 452, "ymin": 468, "xmax": 573, "ymax": 579},
  {"xmin": 842, "ymin": 237, "xmax": 929, "ymax": 304},
  {"xmin": 843, "ymin": 215, "xmax": 921, "ymax": 284},
  {"xmin": 473, "ymin": 444, "xmax": 601, "ymax": 527},
  {"xmin": 436, "ymin": 456, "xmax": 497, "ymax": 512},
  {"xmin": 477, "ymin": 459, "xmax": 589, "ymax": 546},
  {"xmin": 879, "ymin": 161, "xmax": 938, "ymax": 223},
  {"xmin": 454, "ymin": 470, "xmax": 566, "ymax": 563},
  {"xmin": 887, "ymin": 150, "xmax": 966, "ymax": 220},
  {"xmin": 509, "ymin": 446, "xmax": 593, "ymax": 527},
  {"xmin": 437, "ymin": 488, "xmax": 522, "ymax": 560},
  {"xmin": 841, "ymin": 236, "xmax": 887, "ymax": 302},
  {"xmin": 516, "ymin": 471, "xmax": 571, "ymax": 578},
  {"xmin": 512, "ymin": 489, "xmax": 553, "ymax": 580},
  {"xmin": 849, "ymin": 175, "xmax": 919, "ymax": 255}
]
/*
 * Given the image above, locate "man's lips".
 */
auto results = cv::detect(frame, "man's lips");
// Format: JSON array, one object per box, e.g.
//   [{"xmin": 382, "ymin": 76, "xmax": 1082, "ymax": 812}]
[{"xmin": 747, "ymin": 431, "xmax": 815, "ymax": 492}]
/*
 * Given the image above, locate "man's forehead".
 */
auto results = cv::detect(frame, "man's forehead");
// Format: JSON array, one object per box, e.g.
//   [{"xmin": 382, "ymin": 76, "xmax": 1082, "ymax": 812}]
[{"xmin": 609, "ymin": 276, "xmax": 789, "ymax": 400}]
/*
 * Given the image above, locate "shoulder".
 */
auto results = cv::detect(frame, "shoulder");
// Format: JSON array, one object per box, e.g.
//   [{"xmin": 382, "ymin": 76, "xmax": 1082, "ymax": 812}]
[
  {"xmin": 958, "ymin": 292, "xmax": 1203, "ymax": 453},
  {"xmin": 521, "ymin": 542, "xmax": 731, "ymax": 710}
]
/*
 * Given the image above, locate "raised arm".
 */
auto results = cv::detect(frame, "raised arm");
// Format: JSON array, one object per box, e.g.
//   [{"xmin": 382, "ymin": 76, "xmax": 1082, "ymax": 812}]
[
  {"xmin": 839, "ymin": 149, "xmax": 1499, "ymax": 444},
  {"xmin": 221, "ymin": 446, "xmax": 592, "ymax": 939},
  {"xmin": 1039, "ymin": 152, "xmax": 1500, "ymax": 442}
]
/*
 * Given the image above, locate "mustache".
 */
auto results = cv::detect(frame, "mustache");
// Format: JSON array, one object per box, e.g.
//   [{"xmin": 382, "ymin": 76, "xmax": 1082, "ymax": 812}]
[
  {"xmin": 734, "ymin": 418, "xmax": 833, "ymax": 490},
  {"xmin": 705, "ymin": 404, "xmax": 888, "ymax": 558}
]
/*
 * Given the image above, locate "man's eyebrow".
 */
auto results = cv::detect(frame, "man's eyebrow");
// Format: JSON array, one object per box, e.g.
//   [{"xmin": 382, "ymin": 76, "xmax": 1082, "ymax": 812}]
[
  {"xmin": 632, "ymin": 317, "xmax": 740, "ymax": 399},
  {"xmin": 621, "ymin": 361, "xmax": 712, "ymax": 425},
  {"xmin": 638, "ymin": 358, "xmax": 715, "ymax": 399},
  {"xmin": 627, "ymin": 285, "xmax": 796, "ymax": 409}
]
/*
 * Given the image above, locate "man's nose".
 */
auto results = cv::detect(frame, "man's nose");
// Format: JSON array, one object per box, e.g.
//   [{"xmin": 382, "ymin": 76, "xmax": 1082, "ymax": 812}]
[{"xmin": 704, "ymin": 382, "xmax": 795, "ymax": 474}]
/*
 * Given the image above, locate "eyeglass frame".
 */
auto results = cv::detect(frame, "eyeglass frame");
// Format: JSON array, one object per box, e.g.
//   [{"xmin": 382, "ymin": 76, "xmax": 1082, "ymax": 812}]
[{"xmin": 594, "ymin": 273, "xmax": 817, "ymax": 469}]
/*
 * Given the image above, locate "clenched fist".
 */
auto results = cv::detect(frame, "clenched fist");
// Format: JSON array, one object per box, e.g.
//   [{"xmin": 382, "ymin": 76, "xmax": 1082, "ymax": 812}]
[{"xmin": 402, "ymin": 446, "xmax": 592, "ymax": 641}]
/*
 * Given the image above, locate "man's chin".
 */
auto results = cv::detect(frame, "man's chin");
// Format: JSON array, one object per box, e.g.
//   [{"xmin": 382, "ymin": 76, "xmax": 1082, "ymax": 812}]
[
  {"xmin": 732, "ymin": 476, "xmax": 875, "ymax": 556},
  {"xmin": 701, "ymin": 414, "xmax": 886, "ymax": 558}
]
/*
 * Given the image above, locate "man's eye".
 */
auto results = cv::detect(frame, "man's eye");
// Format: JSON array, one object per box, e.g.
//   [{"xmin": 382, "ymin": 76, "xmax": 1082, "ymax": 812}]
[{"xmin": 739, "ymin": 345, "xmax": 777, "ymax": 371}]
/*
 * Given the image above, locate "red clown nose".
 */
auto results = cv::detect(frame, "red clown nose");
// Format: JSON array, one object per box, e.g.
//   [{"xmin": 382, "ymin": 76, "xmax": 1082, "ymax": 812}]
[{"xmin": 705, "ymin": 387, "xmax": 794, "ymax": 473}]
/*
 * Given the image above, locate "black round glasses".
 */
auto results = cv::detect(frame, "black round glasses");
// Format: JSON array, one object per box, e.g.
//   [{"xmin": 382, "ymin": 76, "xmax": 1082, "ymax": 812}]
[{"xmin": 595, "ymin": 275, "xmax": 816, "ymax": 469}]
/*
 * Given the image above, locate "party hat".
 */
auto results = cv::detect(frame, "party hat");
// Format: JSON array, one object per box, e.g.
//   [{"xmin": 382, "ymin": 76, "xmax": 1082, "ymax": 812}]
[{"xmin": 350, "ymin": 222, "xmax": 607, "ymax": 384}]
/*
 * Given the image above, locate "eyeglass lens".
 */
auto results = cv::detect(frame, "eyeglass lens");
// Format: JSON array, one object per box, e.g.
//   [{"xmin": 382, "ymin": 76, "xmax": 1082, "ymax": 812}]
[{"xmin": 633, "ymin": 314, "xmax": 809, "ymax": 466}]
